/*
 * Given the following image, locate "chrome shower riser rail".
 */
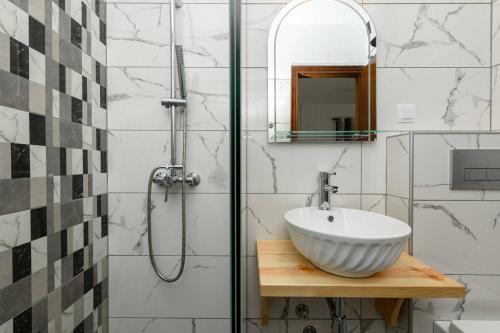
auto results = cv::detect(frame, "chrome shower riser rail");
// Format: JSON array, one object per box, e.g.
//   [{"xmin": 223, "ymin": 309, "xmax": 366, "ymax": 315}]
[{"xmin": 146, "ymin": 0, "xmax": 200, "ymax": 283}]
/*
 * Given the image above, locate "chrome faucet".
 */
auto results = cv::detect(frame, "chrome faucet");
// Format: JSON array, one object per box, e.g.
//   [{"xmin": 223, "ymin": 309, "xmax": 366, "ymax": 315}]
[{"xmin": 319, "ymin": 172, "xmax": 338, "ymax": 210}]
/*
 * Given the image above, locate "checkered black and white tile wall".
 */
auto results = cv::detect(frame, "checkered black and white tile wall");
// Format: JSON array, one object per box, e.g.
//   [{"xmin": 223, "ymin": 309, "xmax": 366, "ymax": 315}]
[{"xmin": 0, "ymin": 0, "xmax": 108, "ymax": 332}]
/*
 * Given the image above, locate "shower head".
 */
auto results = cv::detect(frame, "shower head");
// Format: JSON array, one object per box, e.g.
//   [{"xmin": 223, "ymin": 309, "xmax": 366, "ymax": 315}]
[{"xmin": 175, "ymin": 45, "xmax": 187, "ymax": 99}]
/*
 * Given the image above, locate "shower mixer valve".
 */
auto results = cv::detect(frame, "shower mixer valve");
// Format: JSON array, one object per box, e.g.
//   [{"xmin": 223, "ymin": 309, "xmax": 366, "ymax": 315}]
[{"xmin": 152, "ymin": 166, "xmax": 201, "ymax": 202}]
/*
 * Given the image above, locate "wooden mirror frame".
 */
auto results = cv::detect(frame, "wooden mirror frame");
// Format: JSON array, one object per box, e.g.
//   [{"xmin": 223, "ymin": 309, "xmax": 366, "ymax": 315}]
[{"xmin": 291, "ymin": 62, "xmax": 376, "ymax": 141}]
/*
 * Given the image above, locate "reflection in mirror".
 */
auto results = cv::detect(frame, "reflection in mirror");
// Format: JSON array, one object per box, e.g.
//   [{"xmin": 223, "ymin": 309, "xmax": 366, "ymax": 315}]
[{"xmin": 267, "ymin": 0, "xmax": 377, "ymax": 142}]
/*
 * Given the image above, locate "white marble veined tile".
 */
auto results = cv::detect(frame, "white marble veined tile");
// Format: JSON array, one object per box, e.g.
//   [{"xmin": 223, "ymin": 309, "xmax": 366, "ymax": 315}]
[
  {"xmin": 109, "ymin": 318, "xmax": 230, "ymax": 333},
  {"xmin": 109, "ymin": 255, "xmax": 230, "ymax": 318},
  {"xmin": 107, "ymin": 4, "xmax": 170, "ymax": 67},
  {"xmin": 30, "ymin": 145, "xmax": 47, "ymax": 178},
  {"xmin": 108, "ymin": 192, "xmax": 229, "ymax": 256},
  {"xmin": 107, "ymin": 67, "xmax": 229, "ymax": 131},
  {"xmin": 414, "ymin": 200, "xmax": 500, "ymax": 275},
  {"xmin": 493, "ymin": 65, "xmax": 500, "ymax": 131},
  {"xmin": 31, "ymin": 236, "xmax": 47, "ymax": 274},
  {"xmin": 0, "ymin": 0, "xmax": 29, "ymax": 45},
  {"xmin": 243, "ymin": 4, "xmax": 285, "ymax": 68},
  {"xmin": 361, "ymin": 194, "xmax": 385, "ymax": 215},
  {"xmin": 365, "ymin": 4, "xmax": 490, "ymax": 67},
  {"xmin": 177, "ymin": 4, "xmax": 229, "ymax": 68},
  {"xmin": 377, "ymin": 68, "xmax": 490, "ymax": 131},
  {"xmin": 493, "ymin": 1, "xmax": 500, "ymax": 66},
  {"xmin": 92, "ymin": 173, "xmax": 108, "ymax": 195},
  {"xmin": 246, "ymin": 257, "xmax": 361, "ymax": 320},
  {"xmin": 108, "ymin": 130, "xmax": 229, "ymax": 193},
  {"xmin": 246, "ymin": 131, "xmax": 361, "ymax": 194},
  {"xmin": 413, "ymin": 275, "xmax": 500, "ymax": 333},
  {"xmin": 413, "ymin": 133, "xmax": 500, "ymax": 200},
  {"xmin": 243, "ymin": 68, "xmax": 268, "ymax": 131},
  {"xmin": 386, "ymin": 195, "xmax": 409, "ymax": 224},
  {"xmin": 386, "ymin": 134, "xmax": 410, "ymax": 198},
  {"xmin": 362, "ymin": 133, "xmax": 400, "ymax": 194},
  {"xmin": 0, "ymin": 106, "xmax": 30, "ymax": 144},
  {"xmin": 29, "ymin": 49, "xmax": 46, "ymax": 87},
  {"xmin": 0, "ymin": 210, "xmax": 30, "ymax": 254},
  {"xmin": 245, "ymin": 193, "xmax": 361, "ymax": 256}
]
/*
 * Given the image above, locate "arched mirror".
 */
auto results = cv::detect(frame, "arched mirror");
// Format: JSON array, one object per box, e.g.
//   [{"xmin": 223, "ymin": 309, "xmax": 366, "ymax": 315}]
[{"xmin": 267, "ymin": 0, "xmax": 377, "ymax": 142}]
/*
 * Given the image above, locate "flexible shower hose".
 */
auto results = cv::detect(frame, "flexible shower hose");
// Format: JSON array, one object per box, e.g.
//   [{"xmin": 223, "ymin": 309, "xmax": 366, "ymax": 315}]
[{"xmin": 146, "ymin": 108, "xmax": 187, "ymax": 283}]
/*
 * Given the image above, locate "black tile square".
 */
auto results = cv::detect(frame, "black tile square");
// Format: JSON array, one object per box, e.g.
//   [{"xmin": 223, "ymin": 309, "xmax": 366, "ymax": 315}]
[
  {"xmin": 83, "ymin": 150, "xmax": 88, "ymax": 174},
  {"xmin": 83, "ymin": 221, "xmax": 89, "ymax": 246},
  {"xmin": 74, "ymin": 321, "xmax": 84, "ymax": 333},
  {"xmin": 59, "ymin": 64, "xmax": 66, "ymax": 94},
  {"xmin": 100, "ymin": 86, "xmax": 106, "ymax": 109},
  {"xmin": 61, "ymin": 229, "xmax": 68, "ymax": 258},
  {"xmin": 95, "ymin": 129, "xmax": 101, "ymax": 151},
  {"xmin": 11, "ymin": 143, "xmax": 30, "ymax": 178},
  {"xmin": 99, "ymin": 20, "xmax": 106, "ymax": 45},
  {"xmin": 71, "ymin": 19, "xmax": 82, "ymax": 49},
  {"xmin": 29, "ymin": 113, "xmax": 46, "ymax": 145},
  {"xmin": 73, "ymin": 248, "xmax": 84, "ymax": 277},
  {"xmin": 72, "ymin": 174, "xmax": 83, "ymax": 199},
  {"xmin": 101, "ymin": 215, "xmax": 108, "ymax": 237},
  {"xmin": 82, "ymin": 76, "xmax": 87, "ymax": 102},
  {"xmin": 82, "ymin": 4, "xmax": 87, "ymax": 29},
  {"xmin": 29, "ymin": 16, "xmax": 45, "ymax": 54},
  {"xmin": 96, "ymin": 195, "xmax": 102, "ymax": 217},
  {"xmin": 71, "ymin": 97, "xmax": 83, "ymax": 124},
  {"xmin": 10, "ymin": 38, "xmax": 29, "ymax": 79},
  {"xmin": 13, "ymin": 307, "xmax": 32, "ymax": 333},
  {"xmin": 100, "ymin": 151, "xmax": 107, "ymax": 173},
  {"xmin": 59, "ymin": 147, "xmax": 67, "ymax": 176},
  {"xmin": 58, "ymin": 0, "xmax": 65, "ymax": 10},
  {"xmin": 84, "ymin": 267, "xmax": 93, "ymax": 293},
  {"xmin": 31, "ymin": 207, "xmax": 47, "ymax": 240},
  {"xmin": 93, "ymin": 282, "xmax": 102, "ymax": 309},
  {"xmin": 95, "ymin": 62, "xmax": 100, "ymax": 85},
  {"xmin": 12, "ymin": 243, "xmax": 31, "ymax": 282}
]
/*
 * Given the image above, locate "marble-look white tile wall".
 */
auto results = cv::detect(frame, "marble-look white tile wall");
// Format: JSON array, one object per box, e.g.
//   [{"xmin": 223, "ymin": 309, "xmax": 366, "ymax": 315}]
[
  {"xmin": 242, "ymin": 0, "xmax": 495, "ymax": 333},
  {"xmin": 106, "ymin": 0, "xmax": 231, "ymax": 332},
  {"xmin": 411, "ymin": 133, "xmax": 500, "ymax": 332},
  {"xmin": 493, "ymin": 0, "xmax": 500, "ymax": 130}
]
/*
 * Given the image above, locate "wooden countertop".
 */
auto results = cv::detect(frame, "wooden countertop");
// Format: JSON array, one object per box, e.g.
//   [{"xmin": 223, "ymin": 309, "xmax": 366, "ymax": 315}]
[{"xmin": 256, "ymin": 240, "xmax": 466, "ymax": 327}]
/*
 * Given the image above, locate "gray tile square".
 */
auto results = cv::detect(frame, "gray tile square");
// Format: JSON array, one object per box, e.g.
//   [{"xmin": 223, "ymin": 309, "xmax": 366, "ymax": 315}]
[
  {"xmin": 47, "ymin": 285, "xmax": 61, "ymax": 323},
  {"xmin": 31, "ymin": 177, "xmax": 48, "ymax": 208},
  {"xmin": 31, "ymin": 266, "xmax": 48, "ymax": 305},
  {"xmin": 0, "ymin": 70, "xmax": 29, "ymax": 112},
  {"xmin": 60, "ymin": 120, "xmax": 82, "ymax": 149},
  {"xmin": 32, "ymin": 297, "xmax": 48, "ymax": 333},
  {"xmin": 61, "ymin": 274, "xmax": 83, "ymax": 310},
  {"xmin": 0, "ymin": 142, "xmax": 11, "ymax": 180},
  {"xmin": 60, "ymin": 175, "xmax": 72, "ymax": 203},
  {"xmin": 0, "ymin": 32, "xmax": 9, "ymax": 73},
  {"xmin": 59, "ymin": 11, "xmax": 71, "ymax": 43},
  {"xmin": 0, "ymin": 179, "xmax": 30, "ymax": 215},
  {"xmin": 0, "ymin": 249, "xmax": 12, "ymax": 290},
  {"xmin": 60, "ymin": 254, "xmax": 73, "ymax": 286},
  {"xmin": 0, "ymin": 276, "xmax": 31, "ymax": 324},
  {"xmin": 60, "ymin": 93, "xmax": 72, "ymax": 122},
  {"xmin": 73, "ymin": 296, "xmax": 84, "ymax": 328},
  {"xmin": 60, "ymin": 198, "xmax": 82, "ymax": 230},
  {"xmin": 46, "ymin": 147, "xmax": 61, "ymax": 177},
  {"xmin": 46, "ymin": 58, "xmax": 60, "ymax": 92},
  {"xmin": 29, "ymin": 81, "xmax": 47, "ymax": 116}
]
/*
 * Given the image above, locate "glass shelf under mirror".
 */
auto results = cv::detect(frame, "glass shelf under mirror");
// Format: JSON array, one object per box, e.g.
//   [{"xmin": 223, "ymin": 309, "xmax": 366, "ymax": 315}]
[{"xmin": 271, "ymin": 130, "xmax": 409, "ymax": 143}]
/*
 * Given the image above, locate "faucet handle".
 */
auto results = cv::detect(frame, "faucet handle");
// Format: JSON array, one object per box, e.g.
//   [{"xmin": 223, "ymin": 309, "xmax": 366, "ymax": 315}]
[
  {"xmin": 319, "ymin": 171, "xmax": 337, "ymax": 178},
  {"xmin": 324, "ymin": 185, "xmax": 338, "ymax": 193}
]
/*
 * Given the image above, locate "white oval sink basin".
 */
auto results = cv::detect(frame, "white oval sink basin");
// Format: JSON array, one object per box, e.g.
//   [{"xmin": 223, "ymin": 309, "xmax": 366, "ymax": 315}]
[{"xmin": 285, "ymin": 207, "xmax": 412, "ymax": 278}]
